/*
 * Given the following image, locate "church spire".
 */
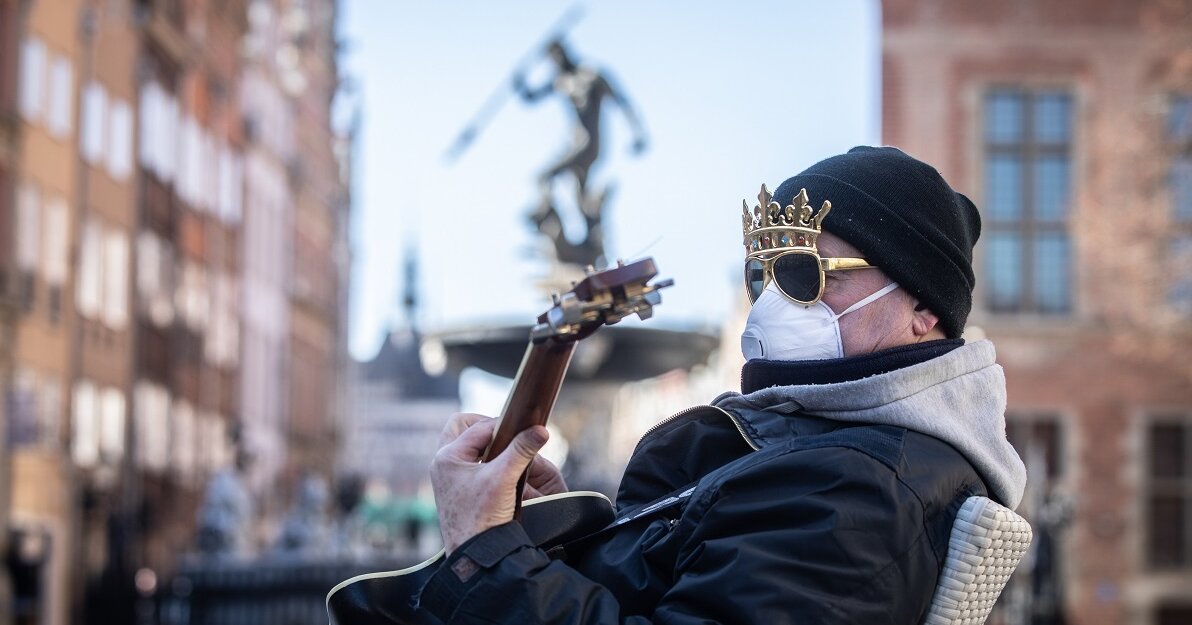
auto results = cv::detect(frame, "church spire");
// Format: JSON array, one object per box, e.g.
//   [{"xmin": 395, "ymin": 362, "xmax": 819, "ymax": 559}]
[{"xmin": 401, "ymin": 244, "xmax": 419, "ymax": 333}]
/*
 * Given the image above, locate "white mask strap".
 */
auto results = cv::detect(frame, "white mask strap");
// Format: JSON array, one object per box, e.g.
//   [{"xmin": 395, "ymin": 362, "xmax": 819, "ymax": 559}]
[{"xmin": 832, "ymin": 282, "xmax": 900, "ymax": 321}]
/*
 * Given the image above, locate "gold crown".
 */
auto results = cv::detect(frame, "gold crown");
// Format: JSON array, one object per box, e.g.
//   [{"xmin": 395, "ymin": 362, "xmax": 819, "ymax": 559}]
[{"xmin": 742, "ymin": 185, "xmax": 832, "ymax": 257}]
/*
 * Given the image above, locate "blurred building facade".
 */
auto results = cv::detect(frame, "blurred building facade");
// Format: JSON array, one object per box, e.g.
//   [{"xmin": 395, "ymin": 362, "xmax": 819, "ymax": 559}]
[
  {"xmin": 0, "ymin": 0, "xmax": 351, "ymax": 623},
  {"xmin": 342, "ymin": 256, "xmax": 460, "ymax": 499},
  {"xmin": 882, "ymin": 0, "xmax": 1192, "ymax": 623},
  {"xmin": 342, "ymin": 328, "xmax": 459, "ymax": 498}
]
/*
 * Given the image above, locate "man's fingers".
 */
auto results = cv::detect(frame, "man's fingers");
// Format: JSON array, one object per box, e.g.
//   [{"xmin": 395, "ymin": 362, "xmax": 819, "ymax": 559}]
[
  {"xmin": 526, "ymin": 455, "xmax": 567, "ymax": 497},
  {"xmin": 436, "ymin": 419, "xmax": 497, "ymax": 463},
  {"xmin": 492, "ymin": 426, "xmax": 549, "ymax": 476},
  {"xmin": 439, "ymin": 413, "xmax": 492, "ymax": 448},
  {"xmin": 527, "ymin": 454, "xmax": 558, "ymax": 479},
  {"xmin": 511, "ymin": 426, "xmax": 549, "ymax": 461}
]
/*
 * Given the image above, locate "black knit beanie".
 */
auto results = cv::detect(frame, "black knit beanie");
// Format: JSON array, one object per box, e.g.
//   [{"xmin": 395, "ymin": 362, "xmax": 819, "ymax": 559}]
[{"xmin": 770, "ymin": 146, "xmax": 981, "ymax": 338}]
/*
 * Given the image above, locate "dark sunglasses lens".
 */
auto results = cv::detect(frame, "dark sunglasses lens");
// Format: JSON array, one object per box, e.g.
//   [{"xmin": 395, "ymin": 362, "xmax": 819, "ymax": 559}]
[
  {"xmin": 744, "ymin": 259, "xmax": 766, "ymax": 303},
  {"xmin": 772, "ymin": 253, "xmax": 822, "ymax": 303}
]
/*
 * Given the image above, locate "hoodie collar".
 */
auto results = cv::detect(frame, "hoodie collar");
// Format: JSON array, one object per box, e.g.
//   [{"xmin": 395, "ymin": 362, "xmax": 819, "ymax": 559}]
[{"xmin": 716, "ymin": 340, "xmax": 1027, "ymax": 508}]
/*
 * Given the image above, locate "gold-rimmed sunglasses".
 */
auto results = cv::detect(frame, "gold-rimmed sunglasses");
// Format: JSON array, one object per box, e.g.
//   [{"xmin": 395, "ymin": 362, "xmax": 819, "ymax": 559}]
[{"xmin": 744, "ymin": 250, "xmax": 874, "ymax": 306}]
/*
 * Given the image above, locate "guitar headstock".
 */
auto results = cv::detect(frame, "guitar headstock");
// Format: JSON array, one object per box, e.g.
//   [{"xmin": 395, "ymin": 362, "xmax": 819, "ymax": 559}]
[{"xmin": 532, "ymin": 258, "xmax": 673, "ymax": 342}]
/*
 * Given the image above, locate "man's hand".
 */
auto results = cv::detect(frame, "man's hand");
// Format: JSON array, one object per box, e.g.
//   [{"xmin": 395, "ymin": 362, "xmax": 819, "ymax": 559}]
[
  {"xmin": 430, "ymin": 413, "xmax": 566, "ymax": 555},
  {"xmin": 524, "ymin": 450, "xmax": 567, "ymax": 500}
]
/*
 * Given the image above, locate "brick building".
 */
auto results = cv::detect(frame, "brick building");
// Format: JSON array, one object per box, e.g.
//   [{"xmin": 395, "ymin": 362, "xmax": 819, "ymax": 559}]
[
  {"xmin": 284, "ymin": 0, "xmax": 349, "ymax": 499},
  {"xmin": 1, "ymin": 0, "xmax": 351, "ymax": 622},
  {"xmin": 0, "ymin": 0, "xmax": 16, "ymax": 610},
  {"xmin": 882, "ymin": 1, "xmax": 1192, "ymax": 623},
  {"xmin": 133, "ymin": 0, "xmax": 247, "ymax": 588},
  {"xmin": 8, "ymin": 1, "xmax": 89, "ymax": 622},
  {"xmin": 239, "ymin": 0, "xmax": 351, "ymax": 522},
  {"xmin": 239, "ymin": 0, "xmax": 297, "ymax": 517}
]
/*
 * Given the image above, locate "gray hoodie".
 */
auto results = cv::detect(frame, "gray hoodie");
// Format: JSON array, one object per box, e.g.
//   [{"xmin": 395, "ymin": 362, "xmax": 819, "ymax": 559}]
[{"xmin": 713, "ymin": 339, "xmax": 1028, "ymax": 509}]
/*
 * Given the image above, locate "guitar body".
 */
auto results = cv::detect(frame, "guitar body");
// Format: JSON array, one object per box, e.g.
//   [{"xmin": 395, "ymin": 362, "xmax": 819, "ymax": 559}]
[
  {"xmin": 326, "ymin": 492, "xmax": 616, "ymax": 625},
  {"xmin": 326, "ymin": 258, "xmax": 670, "ymax": 625},
  {"xmin": 327, "ymin": 558, "xmax": 442, "ymax": 625}
]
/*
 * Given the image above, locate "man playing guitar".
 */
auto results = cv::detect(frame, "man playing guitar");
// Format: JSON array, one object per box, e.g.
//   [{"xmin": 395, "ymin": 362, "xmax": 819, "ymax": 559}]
[{"xmin": 345, "ymin": 147, "xmax": 1028, "ymax": 624}]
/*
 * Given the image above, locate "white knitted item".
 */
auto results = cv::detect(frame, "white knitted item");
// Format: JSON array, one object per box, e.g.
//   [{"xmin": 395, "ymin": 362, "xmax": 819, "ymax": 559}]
[{"xmin": 922, "ymin": 496, "xmax": 1033, "ymax": 625}]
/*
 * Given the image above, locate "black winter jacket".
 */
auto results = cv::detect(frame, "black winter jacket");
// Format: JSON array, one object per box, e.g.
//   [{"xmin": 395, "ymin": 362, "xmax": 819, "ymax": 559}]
[{"xmin": 420, "ymin": 347, "xmax": 993, "ymax": 624}]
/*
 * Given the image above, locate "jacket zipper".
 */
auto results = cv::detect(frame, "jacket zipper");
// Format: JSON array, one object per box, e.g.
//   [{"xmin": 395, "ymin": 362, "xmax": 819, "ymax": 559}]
[{"xmin": 632, "ymin": 404, "xmax": 761, "ymax": 457}]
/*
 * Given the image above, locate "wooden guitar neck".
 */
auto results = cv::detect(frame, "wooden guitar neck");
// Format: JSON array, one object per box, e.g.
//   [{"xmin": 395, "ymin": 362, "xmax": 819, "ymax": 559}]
[{"xmin": 484, "ymin": 339, "xmax": 576, "ymax": 462}]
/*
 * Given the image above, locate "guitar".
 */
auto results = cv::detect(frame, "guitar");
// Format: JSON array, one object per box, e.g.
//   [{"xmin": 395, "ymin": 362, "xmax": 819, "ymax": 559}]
[{"xmin": 326, "ymin": 258, "xmax": 673, "ymax": 625}]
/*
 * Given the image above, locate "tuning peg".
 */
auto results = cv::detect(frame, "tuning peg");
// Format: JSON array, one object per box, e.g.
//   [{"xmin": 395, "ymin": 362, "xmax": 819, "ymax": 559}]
[
  {"xmin": 551, "ymin": 292, "xmax": 561, "ymax": 305},
  {"xmin": 616, "ymin": 258, "xmax": 625, "ymax": 267},
  {"xmin": 585, "ymin": 265, "xmax": 596, "ymax": 275}
]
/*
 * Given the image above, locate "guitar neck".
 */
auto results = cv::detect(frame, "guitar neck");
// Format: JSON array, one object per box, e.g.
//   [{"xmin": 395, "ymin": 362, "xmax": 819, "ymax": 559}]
[{"xmin": 484, "ymin": 338, "xmax": 576, "ymax": 461}]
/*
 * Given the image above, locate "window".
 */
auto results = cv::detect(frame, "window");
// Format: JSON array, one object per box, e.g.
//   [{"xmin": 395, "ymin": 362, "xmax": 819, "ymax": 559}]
[
  {"xmin": 7, "ymin": 368, "xmax": 40, "ymax": 447},
  {"xmin": 16, "ymin": 181, "xmax": 39, "ymax": 311},
  {"xmin": 81, "ymin": 82, "xmax": 133, "ymax": 182},
  {"xmin": 173, "ymin": 118, "xmax": 218, "ymax": 212},
  {"xmin": 134, "ymin": 382, "xmax": 171, "ymax": 472},
  {"xmin": 178, "ymin": 114, "xmax": 201, "ymax": 207},
  {"xmin": 1173, "ymin": 97, "xmax": 1192, "ymax": 219},
  {"xmin": 102, "ymin": 230, "xmax": 129, "ymax": 329},
  {"xmin": 138, "ymin": 82, "xmax": 155, "ymax": 170},
  {"xmin": 71, "ymin": 381, "xmax": 99, "ymax": 468},
  {"xmin": 77, "ymin": 220, "xmax": 129, "ymax": 330},
  {"xmin": 1169, "ymin": 96, "xmax": 1192, "ymax": 314},
  {"xmin": 99, "ymin": 388, "xmax": 125, "ymax": 463},
  {"xmin": 16, "ymin": 181, "xmax": 40, "ymax": 273},
  {"xmin": 43, "ymin": 196, "xmax": 69, "ymax": 323},
  {"xmin": 108, "ymin": 99, "xmax": 133, "ymax": 181},
  {"xmin": 217, "ymin": 146, "xmax": 243, "ymax": 222},
  {"xmin": 206, "ymin": 273, "xmax": 239, "ymax": 367},
  {"xmin": 998, "ymin": 413, "xmax": 1069, "ymax": 623},
  {"xmin": 200, "ymin": 130, "xmax": 217, "ymax": 212},
  {"xmin": 7, "ymin": 371, "xmax": 62, "ymax": 450},
  {"xmin": 136, "ymin": 232, "xmax": 176, "ymax": 327},
  {"xmin": 983, "ymin": 88, "xmax": 1073, "ymax": 315},
  {"xmin": 172, "ymin": 400, "xmax": 196, "ymax": 481},
  {"xmin": 1146, "ymin": 417, "xmax": 1192, "ymax": 569},
  {"xmin": 81, "ymin": 81, "xmax": 107, "ymax": 164},
  {"xmin": 71, "ymin": 383, "xmax": 123, "ymax": 467},
  {"xmin": 138, "ymin": 82, "xmax": 178, "ymax": 182},
  {"xmin": 1006, "ymin": 415, "xmax": 1065, "ymax": 483},
  {"xmin": 176, "ymin": 260, "xmax": 209, "ymax": 331},
  {"xmin": 18, "ymin": 37, "xmax": 45, "ymax": 121},
  {"xmin": 46, "ymin": 55, "xmax": 73, "ymax": 140},
  {"xmin": 76, "ymin": 219, "xmax": 103, "ymax": 319},
  {"xmin": 42, "ymin": 196, "xmax": 69, "ymax": 288},
  {"xmin": 39, "ymin": 378, "xmax": 61, "ymax": 451},
  {"xmin": 14, "ymin": 184, "xmax": 73, "ymax": 322}
]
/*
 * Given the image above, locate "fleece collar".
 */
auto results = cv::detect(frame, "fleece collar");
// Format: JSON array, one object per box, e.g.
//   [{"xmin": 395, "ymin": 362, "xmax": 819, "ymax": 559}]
[{"xmin": 715, "ymin": 340, "xmax": 1027, "ymax": 508}]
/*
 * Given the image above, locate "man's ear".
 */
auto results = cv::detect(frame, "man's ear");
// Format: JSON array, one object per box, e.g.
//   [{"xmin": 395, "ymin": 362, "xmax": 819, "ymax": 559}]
[{"xmin": 911, "ymin": 302, "xmax": 941, "ymax": 338}]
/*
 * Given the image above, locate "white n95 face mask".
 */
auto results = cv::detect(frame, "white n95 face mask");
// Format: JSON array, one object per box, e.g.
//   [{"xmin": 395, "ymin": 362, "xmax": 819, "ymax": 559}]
[{"xmin": 741, "ymin": 281, "xmax": 900, "ymax": 361}]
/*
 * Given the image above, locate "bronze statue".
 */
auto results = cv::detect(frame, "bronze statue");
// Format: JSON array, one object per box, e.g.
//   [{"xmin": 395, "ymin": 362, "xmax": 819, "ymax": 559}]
[{"xmin": 514, "ymin": 39, "xmax": 649, "ymax": 267}]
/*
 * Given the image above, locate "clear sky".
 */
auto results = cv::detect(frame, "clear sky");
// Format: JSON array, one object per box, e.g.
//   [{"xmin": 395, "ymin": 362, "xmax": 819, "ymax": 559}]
[{"xmin": 340, "ymin": 0, "xmax": 881, "ymax": 361}]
